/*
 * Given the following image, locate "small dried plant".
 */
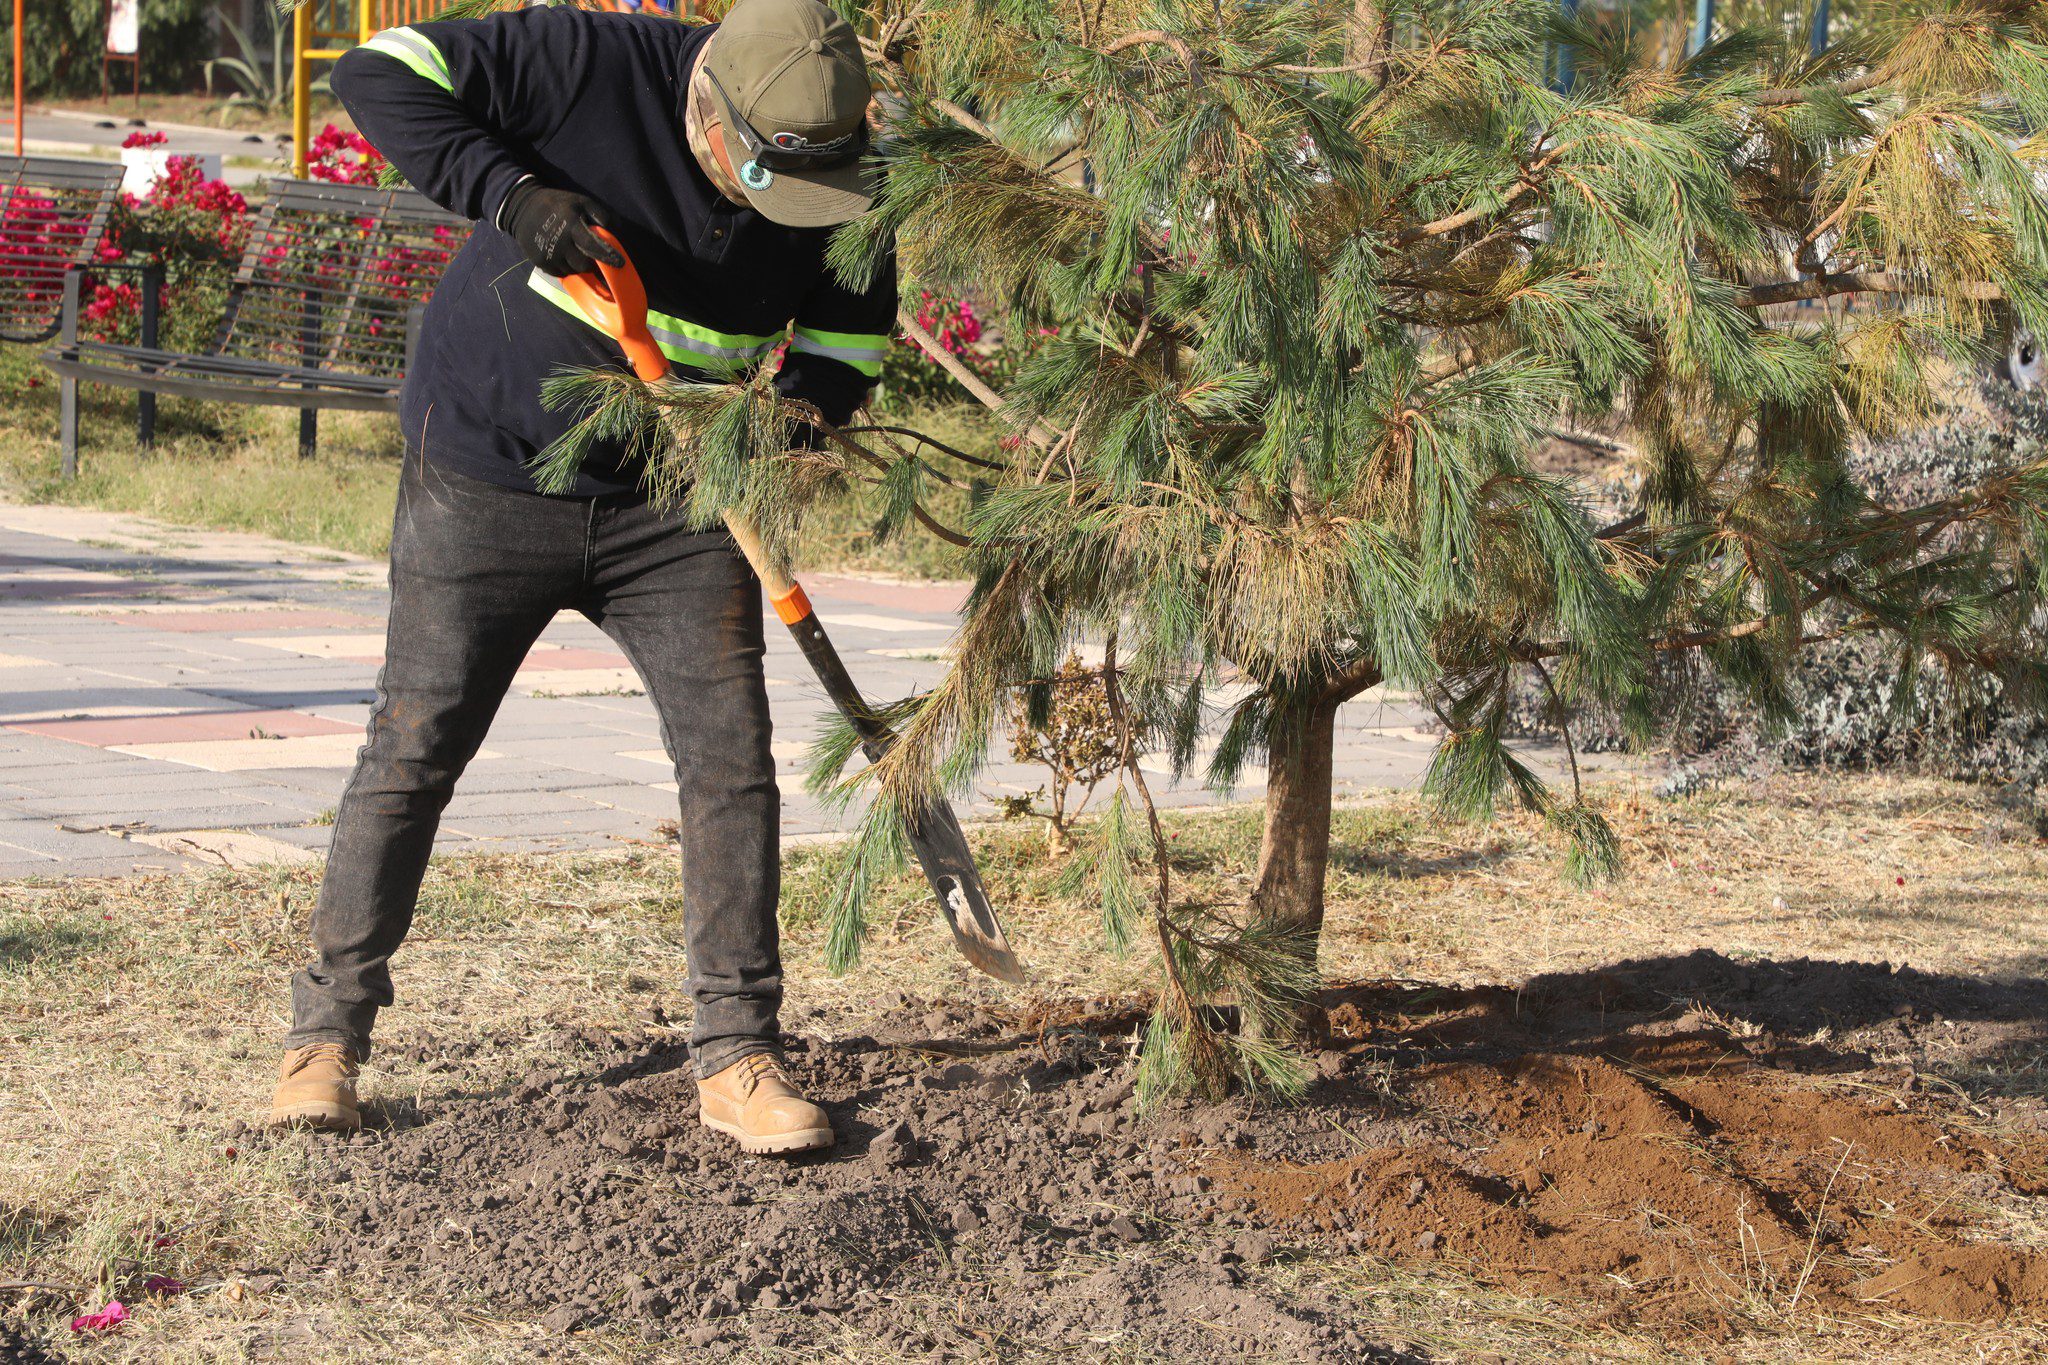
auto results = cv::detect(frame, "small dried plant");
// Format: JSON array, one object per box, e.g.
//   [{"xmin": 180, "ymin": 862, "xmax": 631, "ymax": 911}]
[{"xmin": 996, "ymin": 652, "xmax": 1122, "ymax": 856}]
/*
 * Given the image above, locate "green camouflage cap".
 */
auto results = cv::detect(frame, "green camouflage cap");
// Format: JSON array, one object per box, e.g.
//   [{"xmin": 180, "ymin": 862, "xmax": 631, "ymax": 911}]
[{"xmin": 702, "ymin": 0, "xmax": 875, "ymax": 227}]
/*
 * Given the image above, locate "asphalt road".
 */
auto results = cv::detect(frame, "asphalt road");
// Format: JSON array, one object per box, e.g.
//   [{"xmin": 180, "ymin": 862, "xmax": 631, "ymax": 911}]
[{"xmin": 16, "ymin": 107, "xmax": 292, "ymax": 187}]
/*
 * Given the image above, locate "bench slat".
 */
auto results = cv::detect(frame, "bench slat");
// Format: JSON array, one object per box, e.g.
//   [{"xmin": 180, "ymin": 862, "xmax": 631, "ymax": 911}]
[
  {"xmin": 40, "ymin": 174, "xmax": 469, "ymax": 467},
  {"xmin": 0, "ymin": 155, "xmax": 125, "ymax": 346},
  {"xmin": 218, "ymin": 176, "xmax": 467, "ymax": 379}
]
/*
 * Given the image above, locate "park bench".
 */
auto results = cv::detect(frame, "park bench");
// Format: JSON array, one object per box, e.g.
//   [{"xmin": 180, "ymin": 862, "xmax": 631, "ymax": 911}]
[
  {"xmin": 41, "ymin": 176, "xmax": 468, "ymax": 475},
  {"xmin": 1, "ymin": 155, "xmax": 125, "ymax": 346}
]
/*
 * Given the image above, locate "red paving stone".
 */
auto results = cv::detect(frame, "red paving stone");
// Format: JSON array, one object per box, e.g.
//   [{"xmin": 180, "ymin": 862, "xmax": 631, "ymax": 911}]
[
  {"xmin": 12, "ymin": 708, "xmax": 360, "ymax": 747},
  {"xmin": 93, "ymin": 608, "xmax": 384, "ymax": 633},
  {"xmin": 801, "ymin": 575, "xmax": 969, "ymax": 615}
]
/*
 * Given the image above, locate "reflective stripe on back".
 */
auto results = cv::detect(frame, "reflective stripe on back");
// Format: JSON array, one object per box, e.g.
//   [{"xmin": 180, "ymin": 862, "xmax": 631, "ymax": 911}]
[{"xmin": 360, "ymin": 27, "xmax": 454, "ymax": 94}]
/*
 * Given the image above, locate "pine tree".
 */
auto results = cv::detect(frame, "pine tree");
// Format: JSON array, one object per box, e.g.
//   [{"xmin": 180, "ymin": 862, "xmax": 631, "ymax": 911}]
[{"xmin": 532, "ymin": 0, "xmax": 2048, "ymax": 1096}]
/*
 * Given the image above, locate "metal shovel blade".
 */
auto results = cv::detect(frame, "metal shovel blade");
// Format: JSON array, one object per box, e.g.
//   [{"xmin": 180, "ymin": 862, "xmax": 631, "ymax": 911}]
[
  {"xmin": 903, "ymin": 796, "xmax": 1027, "ymax": 983},
  {"xmin": 775, "ymin": 584, "xmax": 1027, "ymax": 984}
]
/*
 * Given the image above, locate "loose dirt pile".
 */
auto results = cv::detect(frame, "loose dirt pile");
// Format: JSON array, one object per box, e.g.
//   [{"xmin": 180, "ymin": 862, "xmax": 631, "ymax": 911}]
[{"xmin": 282, "ymin": 951, "xmax": 2047, "ymax": 1356}]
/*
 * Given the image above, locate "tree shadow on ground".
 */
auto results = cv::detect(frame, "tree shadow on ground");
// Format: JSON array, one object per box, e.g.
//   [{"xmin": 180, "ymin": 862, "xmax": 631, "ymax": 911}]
[{"xmin": 1317, "ymin": 948, "xmax": 2048, "ymax": 1096}]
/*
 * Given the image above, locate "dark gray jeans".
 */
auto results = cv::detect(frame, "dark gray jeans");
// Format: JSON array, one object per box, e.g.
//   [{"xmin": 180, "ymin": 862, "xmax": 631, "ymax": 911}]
[{"xmin": 285, "ymin": 455, "xmax": 782, "ymax": 1077}]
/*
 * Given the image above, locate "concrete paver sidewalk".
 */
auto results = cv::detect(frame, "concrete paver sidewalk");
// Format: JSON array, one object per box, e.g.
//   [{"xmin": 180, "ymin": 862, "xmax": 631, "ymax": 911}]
[{"xmin": 0, "ymin": 501, "xmax": 1623, "ymax": 880}]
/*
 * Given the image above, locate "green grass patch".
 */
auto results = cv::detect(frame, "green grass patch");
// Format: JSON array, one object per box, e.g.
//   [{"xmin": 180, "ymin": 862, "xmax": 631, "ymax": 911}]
[{"xmin": 0, "ymin": 345, "xmax": 404, "ymax": 557}]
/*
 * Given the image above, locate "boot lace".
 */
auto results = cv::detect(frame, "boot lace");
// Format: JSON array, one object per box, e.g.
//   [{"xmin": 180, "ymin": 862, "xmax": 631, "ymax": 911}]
[
  {"xmin": 737, "ymin": 1053, "xmax": 787, "ymax": 1090},
  {"xmin": 292, "ymin": 1041, "xmax": 356, "ymax": 1074}
]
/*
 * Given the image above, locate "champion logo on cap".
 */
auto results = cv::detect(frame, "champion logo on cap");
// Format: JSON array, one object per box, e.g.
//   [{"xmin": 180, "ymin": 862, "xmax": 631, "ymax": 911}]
[{"xmin": 767, "ymin": 128, "xmax": 856, "ymax": 154}]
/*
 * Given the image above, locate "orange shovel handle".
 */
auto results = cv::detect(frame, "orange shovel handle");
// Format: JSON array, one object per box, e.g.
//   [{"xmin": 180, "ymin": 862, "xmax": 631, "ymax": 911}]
[{"xmin": 558, "ymin": 225, "xmax": 669, "ymax": 385}]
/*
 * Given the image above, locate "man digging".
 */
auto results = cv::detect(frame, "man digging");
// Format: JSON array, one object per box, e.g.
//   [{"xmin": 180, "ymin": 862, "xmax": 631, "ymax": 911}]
[{"xmin": 268, "ymin": 0, "xmax": 894, "ymax": 1156}]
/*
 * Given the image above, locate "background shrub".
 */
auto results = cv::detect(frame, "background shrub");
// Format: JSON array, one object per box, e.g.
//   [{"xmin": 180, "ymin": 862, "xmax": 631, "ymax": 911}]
[
  {"xmin": 1512, "ymin": 385, "xmax": 2048, "ymax": 800},
  {"xmin": 0, "ymin": 0, "xmax": 218, "ymax": 98}
]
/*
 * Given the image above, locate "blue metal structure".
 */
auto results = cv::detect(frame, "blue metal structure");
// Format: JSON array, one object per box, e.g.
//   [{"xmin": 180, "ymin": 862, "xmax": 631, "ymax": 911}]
[
  {"xmin": 1554, "ymin": 0, "xmax": 1827, "ymax": 91},
  {"xmin": 1555, "ymin": 0, "xmax": 1580, "ymax": 92}
]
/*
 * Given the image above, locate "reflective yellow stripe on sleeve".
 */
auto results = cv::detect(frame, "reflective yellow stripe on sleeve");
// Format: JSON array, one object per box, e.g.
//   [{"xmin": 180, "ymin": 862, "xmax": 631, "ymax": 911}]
[
  {"xmin": 529, "ymin": 271, "xmax": 783, "ymax": 372},
  {"xmin": 789, "ymin": 325, "xmax": 890, "ymax": 378},
  {"xmin": 359, "ymin": 26, "xmax": 455, "ymax": 94}
]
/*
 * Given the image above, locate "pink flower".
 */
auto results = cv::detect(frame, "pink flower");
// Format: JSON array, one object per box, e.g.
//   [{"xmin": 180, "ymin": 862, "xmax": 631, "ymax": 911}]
[
  {"xmin": 70, "ymin": 1301, "xmax": 129, "ymax": 1334},
  {"xmin": 306, "ymin": 124, "xmax": 388, "ymax": 185},
  {"xmin": 121, "ymin": 130, "xmax": 168, "ymax": 149}
]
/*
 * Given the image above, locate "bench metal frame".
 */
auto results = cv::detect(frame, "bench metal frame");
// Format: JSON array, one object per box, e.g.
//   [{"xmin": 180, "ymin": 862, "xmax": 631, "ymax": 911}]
[{"xmin": 41, "ymin": 176, "xmax": 467, "ymax": 476}]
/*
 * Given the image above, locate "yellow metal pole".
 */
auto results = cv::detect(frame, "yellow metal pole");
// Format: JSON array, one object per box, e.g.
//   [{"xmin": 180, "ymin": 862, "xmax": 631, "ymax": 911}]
[
  {"xmin": 360, "ymin": 0, "xmax": 374, "ymax": 45},
  {"xmin": 293, "ymin": 3, "xmax": 313, "ymax": 177}
]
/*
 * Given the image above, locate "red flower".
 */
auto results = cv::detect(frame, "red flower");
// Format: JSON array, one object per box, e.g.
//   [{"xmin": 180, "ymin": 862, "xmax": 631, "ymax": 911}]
[
  {"xmin": 307, "ymin": 124, "xmax": 388, "ymax": 186},
  {"xmin": 70, "ymin": 1301, "xmax": 129, "ymax": 1334}
]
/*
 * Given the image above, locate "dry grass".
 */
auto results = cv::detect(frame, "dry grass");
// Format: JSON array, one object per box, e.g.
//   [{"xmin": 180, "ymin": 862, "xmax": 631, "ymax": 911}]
[
  {"xmin": 1311, "ymin": 773, "xmax": 2048, "ymax": 988},
  {"xmin": 2, "ymin": 773, "xmax": 2044, "ymax": 1360}
]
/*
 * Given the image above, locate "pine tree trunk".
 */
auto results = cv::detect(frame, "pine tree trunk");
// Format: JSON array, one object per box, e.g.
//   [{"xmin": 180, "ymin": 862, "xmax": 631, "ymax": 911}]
[{"xmin": 1248, "ymin": 696, "xmax": 1340, "ymax": 946}]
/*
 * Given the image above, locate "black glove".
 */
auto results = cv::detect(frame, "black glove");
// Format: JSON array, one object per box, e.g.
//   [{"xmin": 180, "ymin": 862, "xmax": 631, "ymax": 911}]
[{"xmin": 499, "ymin": 179, "xmax": 624, "ymax": 277}]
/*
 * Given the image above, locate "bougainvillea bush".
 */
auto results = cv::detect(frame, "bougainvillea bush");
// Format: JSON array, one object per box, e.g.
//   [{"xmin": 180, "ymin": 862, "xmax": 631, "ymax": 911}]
[
  {"xmin": 0, "ymin": 185, "xmax": 91, "ymax": 334},
  {"xmin": 305, "ymin": 125, "xmax": 387, "ymax": 187},
  {"xmin": 875, "ymin": 287, "xmax": 1052, "ymax": 409},
  {"xmin": 72, "ymin": 132, "xmax": 253, "ymax": 350}
]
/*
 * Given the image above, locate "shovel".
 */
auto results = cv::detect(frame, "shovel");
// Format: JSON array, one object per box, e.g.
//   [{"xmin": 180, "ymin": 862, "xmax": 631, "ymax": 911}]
[{"xmin": 560, "ymin": 232, "xmax": 1026, "ymax": 984}]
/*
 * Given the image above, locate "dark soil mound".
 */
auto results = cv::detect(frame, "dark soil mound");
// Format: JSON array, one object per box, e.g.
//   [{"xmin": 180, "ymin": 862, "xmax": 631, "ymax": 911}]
[
  {"xmin": 281, "ymin": 951, "xmax": 2048, "ymax": 1356},
  {"xmin": 0, "ymin": 1325, "xmax": 66, "ymax": 1364}
]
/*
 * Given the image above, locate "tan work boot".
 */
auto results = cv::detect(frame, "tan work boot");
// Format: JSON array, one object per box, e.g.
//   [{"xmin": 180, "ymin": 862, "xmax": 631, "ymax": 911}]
[
  {"xmin": 698, "ymin": 1053, "xmax": 833, "ymax": 1155},
  {"xmin": 270, "ymin": 1041, "xmax": 362, "ymax": 1131}
]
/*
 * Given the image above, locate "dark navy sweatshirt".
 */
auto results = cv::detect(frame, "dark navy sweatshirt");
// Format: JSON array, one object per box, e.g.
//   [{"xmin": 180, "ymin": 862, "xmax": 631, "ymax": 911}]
[{"xmin": 330, "ymin": 7, "xmax": 895, "ymax": 495}]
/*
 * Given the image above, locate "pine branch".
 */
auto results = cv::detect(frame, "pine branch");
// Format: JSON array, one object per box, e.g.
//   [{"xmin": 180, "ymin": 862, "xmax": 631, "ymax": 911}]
[
  {"xmin": 896, "ymin": 308, "xmax": 1060, "ymax": 450},
  {"xmin": 840, "ymin": 423, "xmax": 1009, "ymax": 471},
  {"xmin": 1100, "ymin": 633, "xmax": 1231, "ymax": 1098},
  {"xmin": 1736, "ymin": 271, "xmax": 2006, "ymax": 307},
  {"xmin": 1318, "ymin": 657, "xmax": 1384, "ymax": 707},
  {"xmin": 1100, "ymin": 29, "xmax": 1200, "ymax": 67},
  {"xmin": 931, "ymin": 98, "xmax": 998, "ymax": 143},
  {"xmin": 1750, "ymin": 70, "xmax": 1889, "ymax": 108},
  {"xmin": 1394, "ymin": 179, "xmax": 1537, "ymax": 247}
]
